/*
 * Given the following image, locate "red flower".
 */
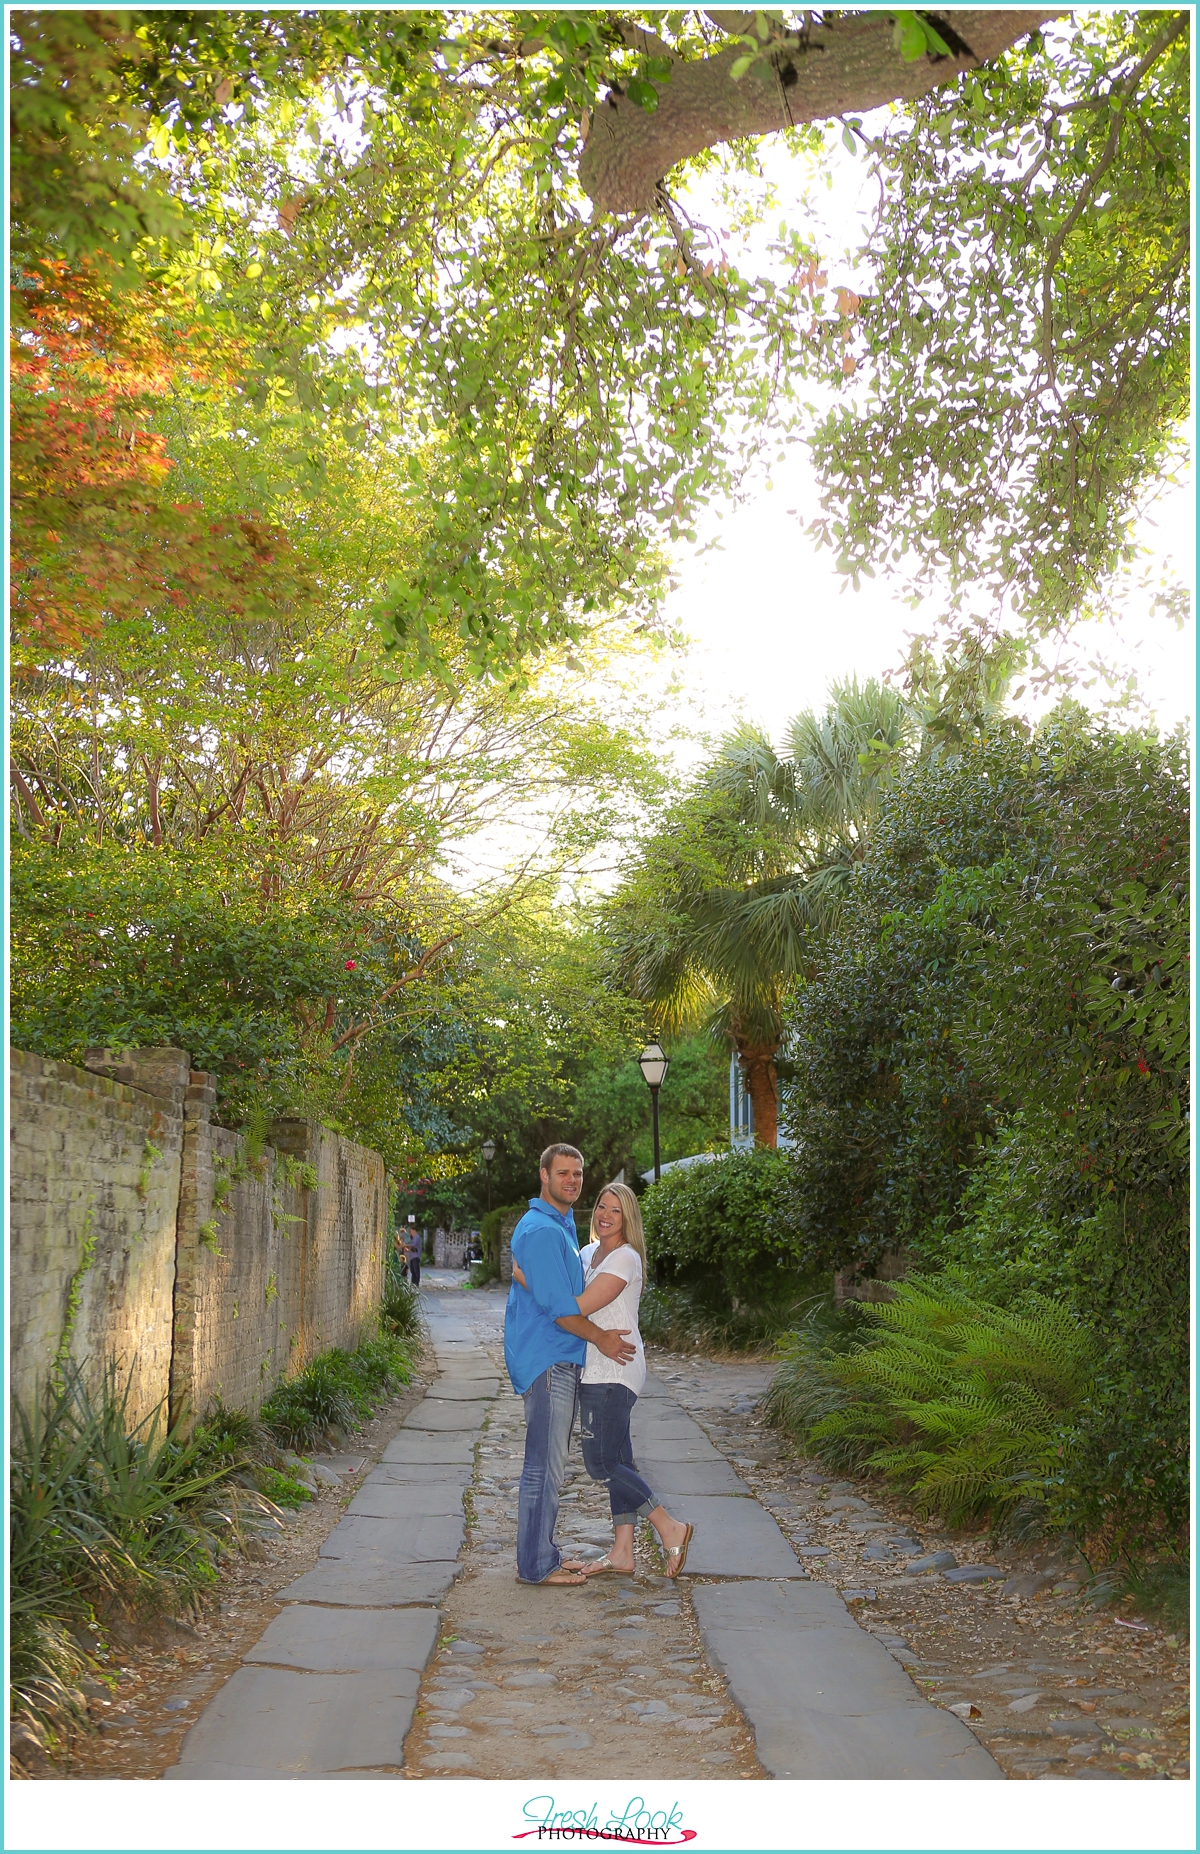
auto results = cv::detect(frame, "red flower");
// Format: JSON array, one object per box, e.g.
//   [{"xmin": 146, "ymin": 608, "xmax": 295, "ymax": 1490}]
[
  {"xmin": 345, "ymin": 960, "xmax": 357, "ymax": 970},
  {"xmin": 1137, "ymin": 1056, "xmax": 1150, "ymax": 1075}
]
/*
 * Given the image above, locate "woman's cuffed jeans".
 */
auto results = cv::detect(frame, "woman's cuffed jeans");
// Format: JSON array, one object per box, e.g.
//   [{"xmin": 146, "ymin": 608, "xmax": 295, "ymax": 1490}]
[
  {"xmin": 577, "ymin": 1381, "xmax": 657, "ymax": 1526},
  {"xmin": 517, "ymin": 1361, "xmax": 580, "ymax": 1583}
]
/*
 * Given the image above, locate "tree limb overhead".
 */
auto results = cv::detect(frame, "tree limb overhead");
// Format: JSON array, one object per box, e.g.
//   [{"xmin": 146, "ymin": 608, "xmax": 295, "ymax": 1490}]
[{"xmin": 580, "ymin": 10, "xmax": 1065, "ymax": 214}]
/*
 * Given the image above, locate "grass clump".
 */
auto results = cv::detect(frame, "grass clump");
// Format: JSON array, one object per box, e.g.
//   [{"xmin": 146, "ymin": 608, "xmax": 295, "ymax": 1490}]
[
  {"xmin": 381, "ymin": 1269, "xmax": 424, "ymax": 1341},
  {"xmin": 1086, "ymin": 1556, "xmax": 1191, "ymax": 1638},
  {"xmin": 252, "ymin": 1466, "xmax": 313, "ymax": 1508},
  {"xmin": 259, "ymin": 1332, "xmax": 414, "ymax": 1451},
  {"xmin": 10, "ymin": 1364, "xmax": 235, "ymax": 1756},
  {"xmin": 189, "ymin": 1401, "xmax": 276, "ymax": 1474},
  {"xmin": 764, "ymin": 1270, "xmax": 1097, "ymax": 1528}
]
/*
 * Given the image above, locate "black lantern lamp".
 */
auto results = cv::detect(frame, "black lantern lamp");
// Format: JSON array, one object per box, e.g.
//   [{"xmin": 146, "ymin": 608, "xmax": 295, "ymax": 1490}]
[
  {"xmin": 638, "ymin": 1042, "xmax": 670, "ymax": 1183},
  {"xmin": 481, "ymin": 1138, "xmax": 496, "ymax": 1212}
]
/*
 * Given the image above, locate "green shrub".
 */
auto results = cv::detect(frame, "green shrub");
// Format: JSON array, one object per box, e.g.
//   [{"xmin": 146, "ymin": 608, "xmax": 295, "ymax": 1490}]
[
  {"xmin": 259, "ymin": 1334, "xmax": 414, "ymax": 1450},
  {"xmin": 641, "ymin": 1149, "xmax": 798, "ymax": 1301},
  {"xmin": 640, "ymin": 1276, "xmax": 833, "ymax": 1355},
  {"xmin": 258, "ymin": 1362, "xmax": 357, "ymax": 1452},
  {"xmin": 10, "ymin": 1364, "xmax": 234, "ymax": 1745},
  {"xmin": 766, "ymin": 1273, "xmax": 1097, "ymax": 1528},
  {"xmin": 381, "ymin": 1272, "xmax": 423, "ymax": 1341},
  {"xmin": 252, "ymin": 1467, "xmax": 313, "ymax": 1509},
  {"xmin": 781, "ymin": 714, "xmax": 1189, "ymax": 1552},
  {"xmin": 344, "ymin": 1334, "xmax": 414, "ymax": 1404},
  {"xmin": 190, "ymin": 1402, "xmax": 279, "ymax": 1476},
  {"xmin": 760, "ymin": 1299, "xmax": 866, "ymax": 1449},
  {"xmin": 1094, "ymin": 1558, "xmax": 1191, "ymax": 1636}
]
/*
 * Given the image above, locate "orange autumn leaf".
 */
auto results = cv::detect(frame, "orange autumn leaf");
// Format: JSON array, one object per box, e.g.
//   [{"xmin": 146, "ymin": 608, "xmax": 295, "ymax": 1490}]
[{"xmin": 10, "ymin": 260, "xmax": 307, "ymax": 650}]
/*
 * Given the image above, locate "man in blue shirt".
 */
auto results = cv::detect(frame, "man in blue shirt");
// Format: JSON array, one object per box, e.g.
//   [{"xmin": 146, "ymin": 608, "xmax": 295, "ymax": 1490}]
[{"xmin": 505, "ymin": 1143, "xmax": 635, "ymax": 1585}]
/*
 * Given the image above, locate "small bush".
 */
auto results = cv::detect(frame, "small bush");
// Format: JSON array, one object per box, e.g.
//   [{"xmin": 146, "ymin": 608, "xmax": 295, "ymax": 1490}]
[
  {"xmin": 641, "ymin": 1276, "xmax": 832, "ymax": 1355},
  {"xmin": 766, "ymin": 1272, "xmax": 1097, "ymax": 1528},
  {"xmin": 259, "ymin": 1334, "xmax": 414, "ymax": 1451},
  {"xmin": 10, "ymin": 1364, "xmax": 234, "ymax": 1749},
  {"xmin": 252, "ymin": 1467, "xmax": 313, "ymax": 1509},
  {"xmin": 1109, "ymin": 1559, "xmax": 1190, "ymax": 1637},
  {"xmin": 641, "ymin": 1148, "xmax": 798, "ymax": 1300},
  {"xmin": 190, "ymin": 1402, "xmax": 280, "ymax": 1476},
  {"xmin": 259, "ymin": 1359, "xmax": 358, "ymax": 1450},
  {"xmin": 381, "ymin": 1273, "xmax": 423, "ymax": 1340},
  {"xmin": 761, "ymin": 1301, "xmax": 865, "ymax": 1449}
]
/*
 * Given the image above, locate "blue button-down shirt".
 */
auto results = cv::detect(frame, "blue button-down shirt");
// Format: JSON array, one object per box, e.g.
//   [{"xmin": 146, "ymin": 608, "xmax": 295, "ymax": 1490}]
[{"xmin": 503, "ymin": 1197, "xmax": 586, "ymax": 1395}]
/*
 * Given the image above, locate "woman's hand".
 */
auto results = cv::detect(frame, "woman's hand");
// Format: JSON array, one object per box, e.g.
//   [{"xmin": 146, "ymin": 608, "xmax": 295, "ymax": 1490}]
[{"xmin": 511, "ymin": 1262, "xmax": 528, "ymax": 1289}]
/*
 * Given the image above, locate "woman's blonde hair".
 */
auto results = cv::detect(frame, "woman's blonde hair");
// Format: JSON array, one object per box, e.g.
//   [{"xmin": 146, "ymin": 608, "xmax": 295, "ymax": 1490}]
[{"xmin": 590, "ymin": 1182, "xmax": 646, "ymax": 1270}]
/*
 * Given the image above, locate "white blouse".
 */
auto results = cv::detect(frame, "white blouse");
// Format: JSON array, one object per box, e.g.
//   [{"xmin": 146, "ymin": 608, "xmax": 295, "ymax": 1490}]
[{"xmin": 577, "ymin": 1240, "xmax": 646, "ymax": 1395}]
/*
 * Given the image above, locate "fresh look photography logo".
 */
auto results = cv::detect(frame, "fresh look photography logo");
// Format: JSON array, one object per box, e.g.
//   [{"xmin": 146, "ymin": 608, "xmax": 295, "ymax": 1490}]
[{"xmin": 514, "ymin": 1796, "xmax": 696, "ymax": 1845}]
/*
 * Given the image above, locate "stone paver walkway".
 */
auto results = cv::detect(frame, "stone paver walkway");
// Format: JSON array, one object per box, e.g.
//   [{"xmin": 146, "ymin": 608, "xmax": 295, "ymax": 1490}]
[{"xmin": 166, "ymin": 1281, "xmax": 1001, "ymax": 1781}]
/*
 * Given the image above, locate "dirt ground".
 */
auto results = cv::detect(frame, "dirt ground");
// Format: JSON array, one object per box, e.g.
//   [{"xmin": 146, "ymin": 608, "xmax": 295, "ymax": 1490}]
[{"xmin": 28, "ymin": 1316, "xmax": 1190, "ymax": 1784}]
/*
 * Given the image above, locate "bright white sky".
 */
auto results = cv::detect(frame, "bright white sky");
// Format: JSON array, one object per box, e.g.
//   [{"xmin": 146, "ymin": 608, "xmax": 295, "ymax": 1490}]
[
  {"xmin": 450, "ymin": 108, "xmax": 1192, "ymax": 888},
  {"xmin": 651, "ymin": 123, "xmax": 1195, "ymax": 761},
  {"xmin": 658, "ymin": 447, "xmax": 1194, "ymax": 757}
]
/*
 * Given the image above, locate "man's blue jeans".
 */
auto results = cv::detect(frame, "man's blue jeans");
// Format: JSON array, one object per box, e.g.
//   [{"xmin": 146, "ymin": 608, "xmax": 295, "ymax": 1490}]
[{"xmin": 517, "ymin": 1362, "xmax": 580, "ymax": 1583}]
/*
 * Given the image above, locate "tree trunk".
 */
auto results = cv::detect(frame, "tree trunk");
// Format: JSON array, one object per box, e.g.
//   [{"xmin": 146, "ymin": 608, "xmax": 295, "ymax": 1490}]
[
  {"xmin": 738, "ymin": 1042, "xmax": 779, "ymax": 1150},
  {"xmin": 580, "ymin": 10, "xmax": 1063, "ymax": 214}
]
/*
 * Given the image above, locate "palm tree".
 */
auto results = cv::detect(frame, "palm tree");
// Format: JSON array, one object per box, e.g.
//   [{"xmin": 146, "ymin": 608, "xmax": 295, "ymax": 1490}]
[{"xmin": 613, "ymin": 678, "xmax": 914, "ymax": 1147}]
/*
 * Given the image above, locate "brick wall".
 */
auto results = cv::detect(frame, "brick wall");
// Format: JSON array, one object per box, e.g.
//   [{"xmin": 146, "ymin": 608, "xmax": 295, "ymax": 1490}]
[
  {"xmin": 10, "ymin": 1048, "xmax": 387, "ymax": 1429},
  {"xmin": 498, "ymin": 1208, "xmax": 524, "ymax": 1285},
  {"xmin": 8, "ymin": 1048, "xmax": 186, "ymax": 1429}
]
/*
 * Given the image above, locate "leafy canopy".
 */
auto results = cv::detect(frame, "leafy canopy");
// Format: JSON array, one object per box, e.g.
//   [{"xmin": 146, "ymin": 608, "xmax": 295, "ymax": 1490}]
[{"xmin": 811, "ymin": 10, "xmax": 1190, "ymax": 637}]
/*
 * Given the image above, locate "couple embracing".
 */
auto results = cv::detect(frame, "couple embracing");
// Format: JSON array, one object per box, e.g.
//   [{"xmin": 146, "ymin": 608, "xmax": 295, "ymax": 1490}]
[{"xmin": 503, "ymin": 1144, "xmax": 694, "ymax": 1586}]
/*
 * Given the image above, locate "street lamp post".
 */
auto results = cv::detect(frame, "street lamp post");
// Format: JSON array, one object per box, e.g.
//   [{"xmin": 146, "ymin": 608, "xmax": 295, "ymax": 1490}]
[
  {"xmin": 481, "ymin": 1138, "xmax": 496, "ymax": 1213},
  {"xmin": 638, "ymin": 1043, "xmax": 670, "ymax": 1184}
]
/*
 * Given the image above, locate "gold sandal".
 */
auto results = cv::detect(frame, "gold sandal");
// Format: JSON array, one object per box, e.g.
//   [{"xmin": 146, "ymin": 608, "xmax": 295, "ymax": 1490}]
[
  {"xmin": 581, "ymin": 1555, "xmax": 628, "ymax": 1577},
  {"xmin": 663, "ymin": 1523, "xmax": 695, "ymax": 1579}
]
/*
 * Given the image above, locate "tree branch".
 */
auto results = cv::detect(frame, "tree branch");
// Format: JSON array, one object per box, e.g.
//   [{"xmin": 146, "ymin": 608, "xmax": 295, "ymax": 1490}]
[
  {"xmin": 10, "ymin": 766, "xmax": 47, "ymax": 833},
  {"xmin": 579, "ymin": 10, "xmax": 1065, "ymax": 214},
  {"xmin": 329, "ymin": 930, "xmax": 462, "ymax": 1051}
]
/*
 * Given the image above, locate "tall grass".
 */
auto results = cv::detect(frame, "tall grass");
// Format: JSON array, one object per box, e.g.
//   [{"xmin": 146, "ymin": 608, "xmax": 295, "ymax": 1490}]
[
  {"xmin": 381, "ymin": 1267, "xmax": 424, "ymax": 1342},
  {"xmin": 11, "ymin": 1321, "xmax": 416, "ymax": 1760},
  {"xmin": 10, "ymin": 1364, "xmax": 234, "ymax": 1750},
  {"xmin": 764, "ymin": 1271, "xmax": 1097, "ymax": 1526}
]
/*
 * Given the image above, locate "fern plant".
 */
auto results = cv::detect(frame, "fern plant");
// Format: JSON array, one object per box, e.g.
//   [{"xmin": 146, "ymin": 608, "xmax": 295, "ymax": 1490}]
[{"xmin": 767, "ymin": 1271, "xmax": 1097, "ymax": 1526}]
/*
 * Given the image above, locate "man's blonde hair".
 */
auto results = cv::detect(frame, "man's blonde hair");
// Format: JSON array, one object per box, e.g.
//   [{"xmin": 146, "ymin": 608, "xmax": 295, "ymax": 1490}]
[{"xmin": 590, "ymin": 1182, "xmax": 646, "ymax": 1270}]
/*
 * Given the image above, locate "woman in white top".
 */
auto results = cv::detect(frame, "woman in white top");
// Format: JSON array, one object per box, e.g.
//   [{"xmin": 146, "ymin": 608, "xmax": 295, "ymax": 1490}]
[{"xmin": 569, "ymin": 1183, "xmax": 694, "ymax": 1579}]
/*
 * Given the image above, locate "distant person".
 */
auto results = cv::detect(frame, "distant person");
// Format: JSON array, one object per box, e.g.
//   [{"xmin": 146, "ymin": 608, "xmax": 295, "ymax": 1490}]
[
  {"xmin": 396, "ymin": 1222, "xmax": 420, "ymax": 1288},
  {"xmin": 503, "ymin": 1144, "xmax": 635, "ymax": 1587}
]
